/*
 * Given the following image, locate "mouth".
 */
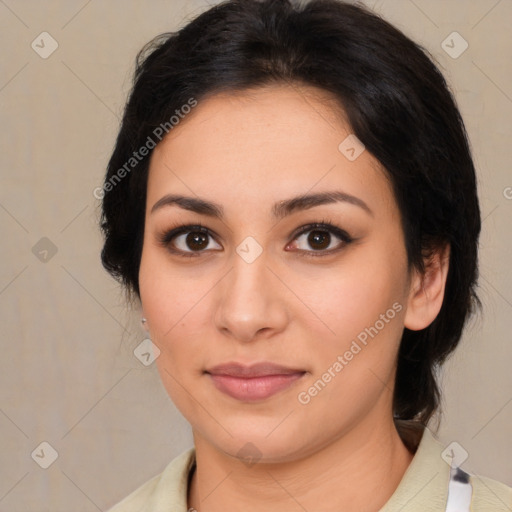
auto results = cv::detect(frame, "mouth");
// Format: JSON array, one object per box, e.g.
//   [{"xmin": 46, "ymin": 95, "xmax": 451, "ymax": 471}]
[{"xmin": 205, "ymin": 362, "xmax": 306, "ymax": 402}]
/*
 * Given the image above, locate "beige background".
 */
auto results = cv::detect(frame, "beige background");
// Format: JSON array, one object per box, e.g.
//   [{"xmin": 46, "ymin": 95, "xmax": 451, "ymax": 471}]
[{"xmin": 0, "ymin": 0, "xmax": 510, "ymax": 510}]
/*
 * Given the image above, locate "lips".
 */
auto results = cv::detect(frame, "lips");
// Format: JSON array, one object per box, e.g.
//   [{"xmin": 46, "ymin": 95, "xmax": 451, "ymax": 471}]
[{"xmin": 206, "ymin": 362, "xmax": 306, "ymax": 401}]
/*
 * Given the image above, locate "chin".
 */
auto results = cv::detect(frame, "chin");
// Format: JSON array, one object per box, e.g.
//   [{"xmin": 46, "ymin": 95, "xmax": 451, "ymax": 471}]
[{"xmin": 193, "ymin": 412, "xmax": 323, "ymax": 464}]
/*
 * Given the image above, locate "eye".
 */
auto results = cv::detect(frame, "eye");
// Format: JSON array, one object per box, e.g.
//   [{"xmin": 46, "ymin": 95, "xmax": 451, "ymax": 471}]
[
  {"xmin": 158, "ymin": 224, "xmax": 222, "ymax": 257},
  {"xmin": 158, "ymin": 219, "xmax": 353, "ymax": 259},
  {"xmin": 287, "ymin": 221, "xmax": 353, "ymax": 257}
]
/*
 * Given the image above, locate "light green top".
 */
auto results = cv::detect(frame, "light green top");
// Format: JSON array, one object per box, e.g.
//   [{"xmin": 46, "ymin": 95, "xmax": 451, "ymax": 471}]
[{"xmin": 106, "ymin": 427, "xmax": 511, "ymax": 511}]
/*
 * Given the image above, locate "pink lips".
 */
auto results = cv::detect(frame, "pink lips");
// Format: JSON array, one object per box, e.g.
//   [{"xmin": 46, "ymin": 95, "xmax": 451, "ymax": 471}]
[{"xmin": 206, "ymin": 362, "xmax": 306, "ymax": 402}]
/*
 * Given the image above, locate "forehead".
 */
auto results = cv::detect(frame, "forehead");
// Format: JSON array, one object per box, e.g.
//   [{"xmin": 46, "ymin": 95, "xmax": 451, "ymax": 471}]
[{"xmin": 146, "ymin": 85, "xmax": 396, "ymax": 220}]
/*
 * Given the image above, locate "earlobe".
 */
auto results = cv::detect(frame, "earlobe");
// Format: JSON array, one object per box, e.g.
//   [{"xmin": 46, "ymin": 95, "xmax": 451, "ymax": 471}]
[{"xmin": 404, "ymin": 244, "xmax": 450, "ymax": 331}]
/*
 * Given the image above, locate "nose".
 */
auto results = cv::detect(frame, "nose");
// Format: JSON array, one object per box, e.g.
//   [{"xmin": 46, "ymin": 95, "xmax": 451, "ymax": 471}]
[{"xmin": 214, "ymin": 249, "xmax": 289, "ymax": 343}]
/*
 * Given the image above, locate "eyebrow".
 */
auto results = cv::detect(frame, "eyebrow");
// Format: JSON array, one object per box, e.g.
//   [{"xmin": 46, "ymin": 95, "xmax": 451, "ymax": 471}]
[{"xmin": 150, "ymin": 190, "xmax": 373, "ymax": 219}]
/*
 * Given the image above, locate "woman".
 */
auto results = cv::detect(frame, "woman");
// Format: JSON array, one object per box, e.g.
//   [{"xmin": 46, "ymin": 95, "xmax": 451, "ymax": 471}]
[{"xmin": 99, "ymin": 0, "xmax": 512, "ymax": 510}]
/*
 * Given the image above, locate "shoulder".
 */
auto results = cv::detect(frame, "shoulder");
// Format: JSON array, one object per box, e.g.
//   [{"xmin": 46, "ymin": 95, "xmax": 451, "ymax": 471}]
[
  {"xmin": 382, "ymin": 424, "xmax": 511, "ymax": 511},
  {"xmin": 469, "ymin": 473, "xmax": 512, "ymax": 511},
  {"xmin": 105, "ymin": 448, "xmax": 196, "ymax": 512},
  {"xmin": 423, "ymin": 428, "xmax": 512, "ymax": 511}
]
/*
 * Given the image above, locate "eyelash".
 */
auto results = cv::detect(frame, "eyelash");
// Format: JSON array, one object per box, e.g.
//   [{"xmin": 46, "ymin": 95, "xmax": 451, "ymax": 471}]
[{"xmin": 157, "ymin": 218, "xmax": 354, "ymax": 259}]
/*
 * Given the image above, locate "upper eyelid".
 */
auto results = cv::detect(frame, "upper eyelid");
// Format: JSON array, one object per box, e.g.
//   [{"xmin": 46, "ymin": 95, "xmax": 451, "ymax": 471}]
[
  {"xmin": 292, "ymin": 223, "xmax": 349, "ymax": 238},
  {"xmin": 166, "ymin": 222, "xmax": 345, "ymax": 239}
]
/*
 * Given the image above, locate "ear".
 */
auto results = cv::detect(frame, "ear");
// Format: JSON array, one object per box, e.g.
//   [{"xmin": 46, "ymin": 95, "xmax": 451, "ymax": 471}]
[{"xmin": 404, "ymin": 244, "xmax": 450, "ymax": 331}]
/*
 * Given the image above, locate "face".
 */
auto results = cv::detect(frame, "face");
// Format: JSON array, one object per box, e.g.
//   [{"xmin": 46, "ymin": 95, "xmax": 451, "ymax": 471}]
[{"xmin": 139, "ymin": 85, "xmax": 415, "ymax": 462}]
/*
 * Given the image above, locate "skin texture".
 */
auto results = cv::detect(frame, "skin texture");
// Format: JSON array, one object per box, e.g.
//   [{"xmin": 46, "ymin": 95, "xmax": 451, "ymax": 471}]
[{"xmin": 138, "ymin": 84, "xmax": 450, "ymax": 512}]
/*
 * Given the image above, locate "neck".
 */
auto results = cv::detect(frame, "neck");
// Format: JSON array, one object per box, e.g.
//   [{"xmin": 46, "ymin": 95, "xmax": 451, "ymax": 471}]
[{"xmin": 188, "ymin": 415, "xmax": 417, "ymax": 512}]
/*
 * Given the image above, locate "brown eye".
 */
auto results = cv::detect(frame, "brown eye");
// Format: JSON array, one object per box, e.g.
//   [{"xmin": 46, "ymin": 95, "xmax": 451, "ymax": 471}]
[
  {"xmin": 159, "ymin": 225, "xmax": 222, "ymax": 256},
  {"xmin": 307, "ymin": 229, "xmax": 331, "ymax": 250},
  {"xmin": 185, "ymin": 231, "xmax": 210, "ymax": 251},
  {"xmin": 293, "ymin": 228, "xmax": 346, "ymax": 252},
  {"xmin": 289, "ymin": 221, "xmax": 353, "ymax": 257}
]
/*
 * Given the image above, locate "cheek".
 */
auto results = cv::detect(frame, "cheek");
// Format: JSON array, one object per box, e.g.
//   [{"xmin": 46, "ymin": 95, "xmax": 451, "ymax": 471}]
[
  {"xmin": 139, "ymin": 248, "xmax": 210, "ymax": 340},
  {"xmin": 293, "ymin": 248, "xmax": 408, "ymax": 400},
  {"xmin": 296, "ymin": 256, "xmax": 407, "ymax": 343},
  {"xmin": 297, "ymin": 285, "xmax": 405, "ymax": 421}
]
